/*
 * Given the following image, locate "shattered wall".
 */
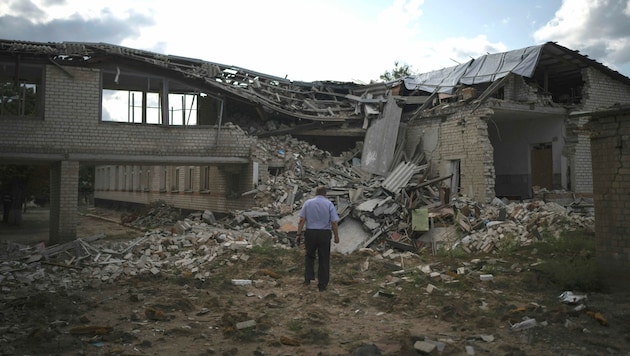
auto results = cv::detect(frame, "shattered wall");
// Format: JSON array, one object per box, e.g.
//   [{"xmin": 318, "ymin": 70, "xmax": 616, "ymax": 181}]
[
  {"xmin": 582, "ymin": 67, "xmax": 630, "ymax": 111},
  {"xmin": 588, "ymin": 107, "xmax": 630, "ymax": 291},
  {"xmin": 503, "ymin": 75, "xmax": 551, "ymax": 104},
  {"xmin": 564, "ymin": 68, "xmax": 630, "ymax": 195},
  {"xmin": 406, "ymin": 108, "xmax": 495, "ymax": 202}
]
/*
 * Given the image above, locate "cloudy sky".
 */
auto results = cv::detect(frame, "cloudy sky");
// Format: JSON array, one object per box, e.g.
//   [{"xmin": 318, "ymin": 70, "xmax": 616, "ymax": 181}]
[{"xmin": 1, "ymin": 0, "xmax": 629, "ymax": 83}]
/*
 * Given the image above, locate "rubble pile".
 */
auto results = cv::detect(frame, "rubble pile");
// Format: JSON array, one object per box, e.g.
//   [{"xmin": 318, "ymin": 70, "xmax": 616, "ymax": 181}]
[
  {"xmin": 122, "ymin": 200, "xmax": 182, "ymax": 229},
  {"xmin": 446, "ymin": 198, "xmax": 595, "ymax": 254},
  {"xmin": 0, "ymin": 223, "xmax": 278, "ymax": 294},
  {"xmin": 115, "ymin": 134, "xmax": 595, "ymax": 257},
  {"xmin": 0, "ymin": 135, "xmax": 596, "ymax": 300}
]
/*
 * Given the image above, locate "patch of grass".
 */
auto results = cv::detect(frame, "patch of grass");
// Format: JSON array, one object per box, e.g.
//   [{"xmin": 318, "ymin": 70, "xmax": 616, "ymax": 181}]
[
  {"xmin": 481, "ymin": 264, "xmax": 497, "ymax": 274},
  {"xmin": 248, "ymin": 239, "xmax": 293, "ymax": 269},
  {"xmin": 250, "ymin": 238, "xmax": 283, "ymax": 257},
  {"xmin": 436, "ymin": 245, "xmax": 467, "ymax": 259},
  {"xmin": 497, "ymin": 232, "xmax": 519, "ymax": 253},
  {"xmin": 526, "ymin": 229, "xmax": 601, "ymax": 291}
]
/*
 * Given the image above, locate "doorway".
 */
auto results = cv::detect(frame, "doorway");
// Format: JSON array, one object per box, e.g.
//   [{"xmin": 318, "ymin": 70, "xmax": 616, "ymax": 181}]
[{"xmin": 531, "ymin": 143, "xmax": 552, "ymax": 190}]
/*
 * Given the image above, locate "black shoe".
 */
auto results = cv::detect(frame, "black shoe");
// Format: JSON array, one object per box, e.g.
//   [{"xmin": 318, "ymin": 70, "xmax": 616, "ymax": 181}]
[
  {"xmin": 302, "ymin": 281, "xmax": 310, "ymax": 286},
  {"xmin": 318, "ymin": 286, "xmax": 326, "ymax": 292}
]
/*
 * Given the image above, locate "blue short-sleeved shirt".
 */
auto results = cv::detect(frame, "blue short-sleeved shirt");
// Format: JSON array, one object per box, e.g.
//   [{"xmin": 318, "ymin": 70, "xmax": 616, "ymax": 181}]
[{"xmin": 299, "ymin": 195, "xmax": 339, "ymax": 230}]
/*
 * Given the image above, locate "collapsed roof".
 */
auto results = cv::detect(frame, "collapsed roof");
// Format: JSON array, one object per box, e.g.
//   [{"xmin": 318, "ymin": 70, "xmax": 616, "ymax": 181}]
[
  {"xmin": 402, "ymin": 43, "xmax": 630, "ymax": 97},
  {"xmin": 2, "ymin": 39, "xmax": 629, "ymax": 127}
]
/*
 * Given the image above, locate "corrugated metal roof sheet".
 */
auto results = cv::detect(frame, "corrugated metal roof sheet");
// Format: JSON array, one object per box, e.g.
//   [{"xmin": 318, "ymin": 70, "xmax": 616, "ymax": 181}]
[
  {"xmin": 381, "ymin": 161, "xmax": 420, "ymax": 194},
  {"xmin": 403, "ymin": 44, "xmax": 544, "ymax": 94}
]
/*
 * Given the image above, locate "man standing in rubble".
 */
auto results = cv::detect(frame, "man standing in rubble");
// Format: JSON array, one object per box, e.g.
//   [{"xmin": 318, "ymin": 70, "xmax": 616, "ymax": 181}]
[{"xmin": 296, "ymin": 186, "xmax": 340, "ymax": 292}]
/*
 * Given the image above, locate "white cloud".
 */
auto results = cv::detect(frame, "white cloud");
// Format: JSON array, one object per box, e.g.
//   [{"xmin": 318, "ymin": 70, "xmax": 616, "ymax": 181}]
[
  {"xmin": 6, "ymin": 0, "xmax": 625, "ymax": 81},
  {"xmin": 534, "ymin": 0, "xmax": 630, "ymax": 72}
]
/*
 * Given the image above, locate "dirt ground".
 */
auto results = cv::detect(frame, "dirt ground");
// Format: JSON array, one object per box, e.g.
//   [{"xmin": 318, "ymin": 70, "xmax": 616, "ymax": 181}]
[{"xmin": 1, "ymin": 209, "xmax": 630, "ymax": 355}]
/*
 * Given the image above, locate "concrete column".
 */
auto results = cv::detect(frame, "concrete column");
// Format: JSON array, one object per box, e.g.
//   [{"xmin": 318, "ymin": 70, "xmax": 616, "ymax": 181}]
[{"xmin": 49, "ymin": 160, "xmax": 79, "ymax": 243}]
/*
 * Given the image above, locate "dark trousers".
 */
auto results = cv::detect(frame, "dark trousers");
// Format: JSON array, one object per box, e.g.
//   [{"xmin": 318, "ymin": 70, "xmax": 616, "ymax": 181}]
[{"xmin": 304, "ymin": 229, "xmax": 332, "ymax": 290}]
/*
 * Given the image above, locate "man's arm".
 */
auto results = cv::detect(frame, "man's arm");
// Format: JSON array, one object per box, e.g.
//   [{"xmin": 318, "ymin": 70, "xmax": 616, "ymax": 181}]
[
  {"xmin": 331, "ymin": 221, "xmax": 339, "ymax": 244},
  {"xmin": 297, "ymin": 216, "xmax": 306, "ymax": 235},
  {"xmin": 296, "ymin": 216, "xmax": 306, "ymax": 245}
]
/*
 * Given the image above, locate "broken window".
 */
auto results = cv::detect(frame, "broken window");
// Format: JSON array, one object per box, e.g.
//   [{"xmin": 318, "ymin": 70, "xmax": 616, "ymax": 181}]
[
  {"xmin": 185, "ymin": 166, "xmax": 194, "ymax": 192},
  {"xmin": 220, "ymin": 164, "xmax": 244, "ymax": 199},
  {"xmin": 101, "ymin": 68, "xmax": 220, "ymax": 125},
  {"xmin": 160, "ymin": 166, "xmax": 167, "ymax": 193},
  {"xmin": 201, "ymin": 166, "xmax": 210, "ymax": 193},
  {"xmin": 171, "ymin": 167, "xmax": 180, "ymax": 192},
  {"xmin": 0, "ymin": 62, "xmax": 43, "ymax": 118},
  {"xmin": 226, "ymin": 172, "xmax": 240, "ymax": 198}
]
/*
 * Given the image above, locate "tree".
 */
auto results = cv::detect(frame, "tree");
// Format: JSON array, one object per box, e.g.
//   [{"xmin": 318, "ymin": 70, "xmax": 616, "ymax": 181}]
[{"xmin": 379, "ymin": 62, "xmax": 414, "ymax": 82}]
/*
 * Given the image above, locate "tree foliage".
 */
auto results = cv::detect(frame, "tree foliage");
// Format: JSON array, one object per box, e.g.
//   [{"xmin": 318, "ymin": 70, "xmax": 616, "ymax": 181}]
[{"xmin": 379, "ymin": 62, "xmax": 414, "ymax": 82}]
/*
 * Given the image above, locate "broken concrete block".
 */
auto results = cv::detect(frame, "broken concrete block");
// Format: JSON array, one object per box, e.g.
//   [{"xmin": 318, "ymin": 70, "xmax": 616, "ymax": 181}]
[
  {"xmin": 465, "ymin": 345, "xmax": 475, "ymax": 355},
  {"xmin": 174, "ymin": 220, "xmax": 192, "ymax": 235},
  {"xmin": 382, "ymin": 249, "xmax": 394, "ymax": 258},
  {"xmin": 231, "ymin": 279, "xmax": 252, "ymax": 285},
  {"xmin": 235, "ymin": 319, "xmax": 256, "ymax": 329},
  {"xmin": 231, "ymin": 241, "xmax": 249, "ymax": 250},
  {"xmin": 202, "ymin": 210, "xmax": 216, "ymax": 224},
  {"xmin": 414, "ymin": 340, "xmax": 436, "ymax": 354}
]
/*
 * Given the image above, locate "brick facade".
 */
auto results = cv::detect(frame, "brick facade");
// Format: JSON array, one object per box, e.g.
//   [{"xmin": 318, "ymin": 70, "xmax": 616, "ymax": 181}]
[
  {"xmin": 588, "ymin": 108, "xmax": 630, "ymax": 291},
  {"xmin": 0, "ymin": 64, "xmax": 258, "ymax": 241},
  {"xmin": 582, "ymin": 67, "xmax": 630, "ymax": 111},
  {"xmin": 406, "ymin": 108, "xmax": 495, "ymax": 202}
]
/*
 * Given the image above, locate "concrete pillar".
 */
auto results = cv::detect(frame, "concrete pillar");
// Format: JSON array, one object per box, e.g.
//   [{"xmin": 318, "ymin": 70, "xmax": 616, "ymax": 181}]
[{"xmin": 49, "ymin": 160, "xmax": 79, "ymax": 243}]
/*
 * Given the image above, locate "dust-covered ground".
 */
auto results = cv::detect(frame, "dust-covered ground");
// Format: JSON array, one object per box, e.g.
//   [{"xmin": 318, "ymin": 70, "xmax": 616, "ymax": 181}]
[{"xmin": 1, "ymin": 210, "xmax": 630, "ymax": 356}]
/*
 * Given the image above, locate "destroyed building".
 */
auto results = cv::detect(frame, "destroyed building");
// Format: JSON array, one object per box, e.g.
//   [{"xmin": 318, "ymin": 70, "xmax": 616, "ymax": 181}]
[{"xmin": 1, "ymin": 39, "xmax": 630, "ymax": 245}]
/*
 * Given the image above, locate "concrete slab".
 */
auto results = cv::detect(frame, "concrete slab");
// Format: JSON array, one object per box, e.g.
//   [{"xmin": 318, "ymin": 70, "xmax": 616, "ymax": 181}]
[{"xmin": 332, "ymin": 218, "xmax": 369, "ymax": 254}]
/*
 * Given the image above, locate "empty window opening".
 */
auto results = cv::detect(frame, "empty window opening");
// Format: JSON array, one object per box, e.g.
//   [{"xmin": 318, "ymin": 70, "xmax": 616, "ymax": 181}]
[
  {"xmin": 0, "ymin": 62, "xmax": 43, "ymax": 118},
  {"xmin": 101, "ymin": 69, "xmax": 219, "ymax": 126},
  {"xmin": 448, "ymin": 160, "xmax": 461, "ymax": 197}
]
